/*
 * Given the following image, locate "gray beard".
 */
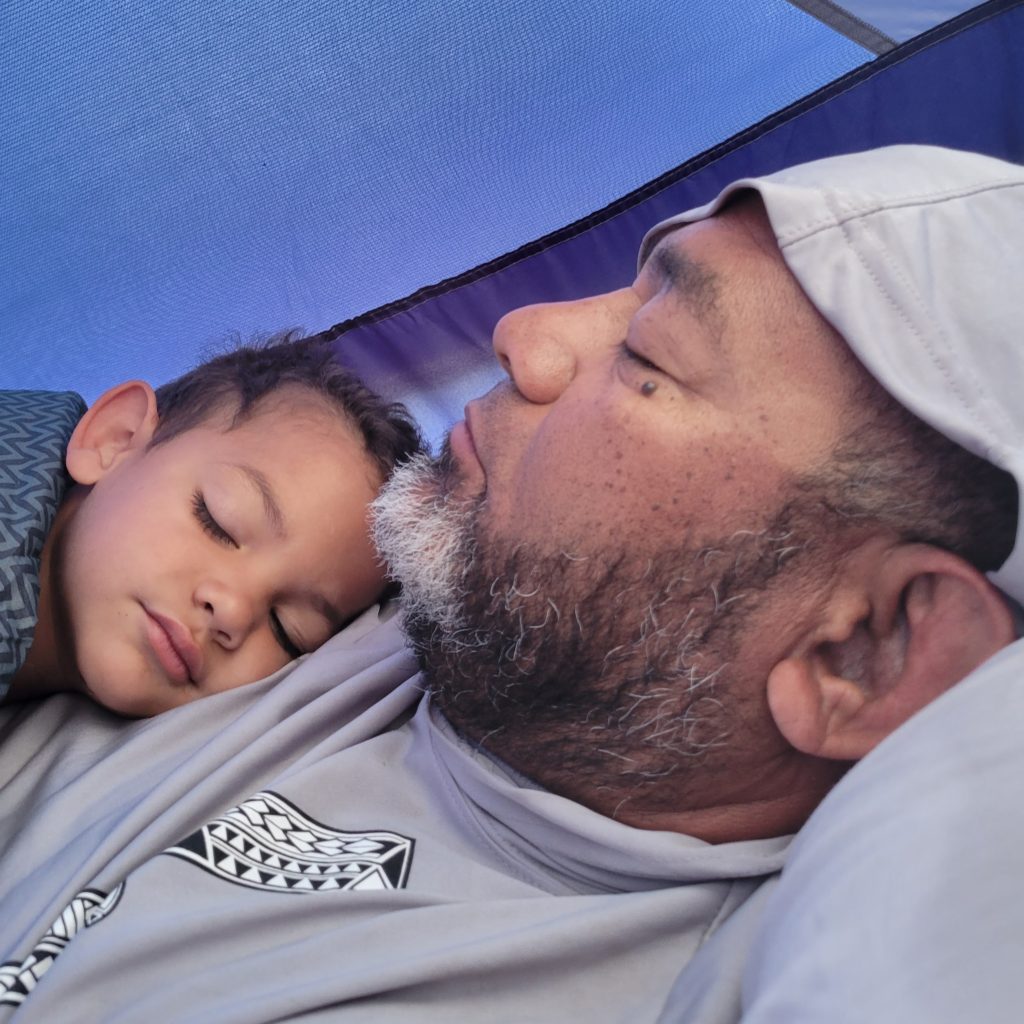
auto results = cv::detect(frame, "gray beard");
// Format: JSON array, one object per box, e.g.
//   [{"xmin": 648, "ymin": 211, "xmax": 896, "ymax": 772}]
[{"xmin": 371, "ymin": 447, "xmax": 812, "ymax": 819}]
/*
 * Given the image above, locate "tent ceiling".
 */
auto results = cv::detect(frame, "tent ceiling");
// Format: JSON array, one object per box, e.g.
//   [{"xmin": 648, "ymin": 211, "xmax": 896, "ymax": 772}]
[
  {"xmin": 329, "ymin": 0, "xmax": 1023, "ymax": 445},
  {"xmin": 3, "ymin": 0, "xmax": 871, "ymax": 401},
  {"xmin": 2, "ymin": 2, "xmax": 1000, "ymax": 405}
]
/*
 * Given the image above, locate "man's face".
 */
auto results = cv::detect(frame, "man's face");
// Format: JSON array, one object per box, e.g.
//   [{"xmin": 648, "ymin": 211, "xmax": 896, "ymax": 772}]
[
  {"xmin": 58, "ymin": 396, "xmax": 385, "ymax": 716},
  {"xmin": 458, "ymin": 201, "xmax": 862, "ymax": 552},
  {"xmin": 373, "ymin": 199, "xmax": 869, "ymax": 822}
]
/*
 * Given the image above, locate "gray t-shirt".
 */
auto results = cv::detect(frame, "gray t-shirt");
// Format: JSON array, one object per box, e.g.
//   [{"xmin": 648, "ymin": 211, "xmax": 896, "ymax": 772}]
[{"xmin": 0, "ymin": 608, "xmax": 786, "ymax": 1022}]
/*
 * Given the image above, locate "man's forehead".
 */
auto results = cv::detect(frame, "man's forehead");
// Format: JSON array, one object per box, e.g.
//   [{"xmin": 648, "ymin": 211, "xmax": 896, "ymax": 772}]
[
  {"xmin": 640, "ymin": 192, "xmax": 776, "ymax": 271},
  {"xmin": 638, "ymin": 196, "xmax": 801, "ymax": 329}
]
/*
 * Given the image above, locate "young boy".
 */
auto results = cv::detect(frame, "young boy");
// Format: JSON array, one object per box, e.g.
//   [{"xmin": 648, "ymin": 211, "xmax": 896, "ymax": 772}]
[{"xmin": 0, "ymin": 335, "xmax": 423, "ymax": 717}]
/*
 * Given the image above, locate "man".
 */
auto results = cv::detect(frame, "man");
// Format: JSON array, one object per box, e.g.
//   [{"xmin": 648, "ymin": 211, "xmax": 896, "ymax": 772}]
[
  {"xmin": 0, "ymin": 145, "xmax": 1021, "ymax": 1022},
  {"xmin": 373, "ymin": 144, "xmax": 1021, "ymax": 840}
]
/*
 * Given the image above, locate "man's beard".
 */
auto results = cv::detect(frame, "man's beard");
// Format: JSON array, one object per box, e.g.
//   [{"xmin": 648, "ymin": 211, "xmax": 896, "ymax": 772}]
[{"xmin": 372, "ymin": 448, "xmax": 817, "ymax": 820}]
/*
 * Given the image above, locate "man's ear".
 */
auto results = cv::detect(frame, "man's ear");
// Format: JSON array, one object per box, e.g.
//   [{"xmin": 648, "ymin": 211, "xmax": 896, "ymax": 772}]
[
  {"xmin": 65, "ymin": 381, "xmax": 159, "ymax": 485},
  {"xmin": 766, "ymin": 542, "xmax": 1015, "ymax": 762}
]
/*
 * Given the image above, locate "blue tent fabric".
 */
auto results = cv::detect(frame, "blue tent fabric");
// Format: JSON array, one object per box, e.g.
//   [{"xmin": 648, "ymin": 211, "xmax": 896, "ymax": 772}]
[
  {"xmin": 325, "ymin": 0, "xmax": 1023, "ymax": 445},
  {"xmin": 1, "ymin": 0, "xmax": 870, "ymax": 414}
]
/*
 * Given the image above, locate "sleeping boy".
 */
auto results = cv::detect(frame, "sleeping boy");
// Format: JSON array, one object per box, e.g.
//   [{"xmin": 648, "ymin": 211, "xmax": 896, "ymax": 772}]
[{"xmin": 0, "ymin": 334, "xmax": 423, "ymax": 717}]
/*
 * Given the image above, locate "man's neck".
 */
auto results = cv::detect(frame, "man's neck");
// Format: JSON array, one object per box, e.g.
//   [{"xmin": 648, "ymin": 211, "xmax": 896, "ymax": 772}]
[
  {"xmin": 546, "ymin": 747, "xmax": 847, "ymax": 844},
  {"xmin": 614, "ymin": 759, "xmax": 845, "ymax": 843}
]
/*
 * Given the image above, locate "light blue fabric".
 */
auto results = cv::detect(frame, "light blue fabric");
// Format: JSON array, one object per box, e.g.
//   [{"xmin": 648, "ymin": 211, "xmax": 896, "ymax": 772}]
[{"xmin": 838, "ymin": 1, "xmax": 980, "ymax": 41}]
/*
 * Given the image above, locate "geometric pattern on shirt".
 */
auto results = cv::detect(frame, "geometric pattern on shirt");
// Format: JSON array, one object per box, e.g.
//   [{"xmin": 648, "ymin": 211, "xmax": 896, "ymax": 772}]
[
  {"xmin": 164, "ymin": 790, "xmax": 415, "ymax": 893},
  {"xmin": 0, "ymin": 883, "xmax": 124, "ymax": 1007},
  {"xmin": 0, "ymin": 389, "xmax": 85, "ymax": 690}
]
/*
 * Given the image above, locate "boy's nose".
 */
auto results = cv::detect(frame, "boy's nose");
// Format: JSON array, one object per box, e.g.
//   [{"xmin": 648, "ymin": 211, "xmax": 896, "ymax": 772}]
[
  {"xmin": 194, "ymin": 578, "xmax": 255, "ymax": 650},
  {"xmin": 491, "ymin": 289, "xmax": 632, "ymax": 406}
]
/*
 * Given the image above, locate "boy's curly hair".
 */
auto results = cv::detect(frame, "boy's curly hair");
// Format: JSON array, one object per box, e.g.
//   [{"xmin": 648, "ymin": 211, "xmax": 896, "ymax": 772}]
[{"xmin": 151, "ymin": 332, "xmax": 424, "ymax": 479}]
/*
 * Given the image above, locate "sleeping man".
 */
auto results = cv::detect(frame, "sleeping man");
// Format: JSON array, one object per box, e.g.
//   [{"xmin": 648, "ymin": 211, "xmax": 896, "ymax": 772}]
[{"xmin": 0, "ymin": 144, "xmax": 1021, "ymax": 1022}]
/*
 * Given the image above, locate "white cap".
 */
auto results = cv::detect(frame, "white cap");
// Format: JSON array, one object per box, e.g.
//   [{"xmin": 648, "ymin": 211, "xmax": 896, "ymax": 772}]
[{"xmin": 639, "ymin": 145, "xmax": 1024, "ymax": 603}]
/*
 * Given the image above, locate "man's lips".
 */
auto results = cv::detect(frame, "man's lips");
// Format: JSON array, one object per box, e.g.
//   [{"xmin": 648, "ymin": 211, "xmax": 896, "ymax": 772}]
[
  {"xmin": 449, "ymin": 403, "xmax": 483, "ymax": 473},
  {"xmin": 144, "ymin": 609, "xmax": 203, "ymax": 686}
]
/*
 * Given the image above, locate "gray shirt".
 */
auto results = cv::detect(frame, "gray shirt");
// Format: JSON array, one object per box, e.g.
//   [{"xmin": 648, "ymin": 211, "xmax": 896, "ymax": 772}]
[{"xmin": 0, "ymin": 608, "xmax": 785, "ymax": 1022}]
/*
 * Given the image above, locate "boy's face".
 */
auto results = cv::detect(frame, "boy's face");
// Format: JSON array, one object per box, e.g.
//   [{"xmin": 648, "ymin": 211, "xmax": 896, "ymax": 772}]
[{"xmin": 58, "ymin": 393, "xmax": 386, "ymax": 716}]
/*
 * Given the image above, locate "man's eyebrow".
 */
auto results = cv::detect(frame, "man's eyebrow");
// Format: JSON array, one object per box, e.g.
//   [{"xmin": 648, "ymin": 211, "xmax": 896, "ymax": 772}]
[
  {"xmin": 235, "ymin": 464, "xmax": 286, "ymax": 538},
  {"xmin": 649, "ymin": 244, "xmax": 723, "ymax": 331}
]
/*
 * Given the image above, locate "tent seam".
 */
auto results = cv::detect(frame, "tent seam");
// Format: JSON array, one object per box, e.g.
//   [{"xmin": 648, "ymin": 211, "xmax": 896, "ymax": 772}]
[{"xmin": 783, "ymin": 0, "xmax": 897, "ymax": 55}]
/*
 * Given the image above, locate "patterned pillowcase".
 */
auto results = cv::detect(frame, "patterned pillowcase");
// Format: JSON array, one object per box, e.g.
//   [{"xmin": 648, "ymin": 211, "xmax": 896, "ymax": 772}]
[{"xmin": 0, "ymin": 390, "xmax": 86, "ymax": 695}]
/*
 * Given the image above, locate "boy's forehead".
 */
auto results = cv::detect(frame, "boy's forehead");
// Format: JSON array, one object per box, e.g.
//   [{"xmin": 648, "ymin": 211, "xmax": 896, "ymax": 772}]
[
  {"xmin": 157, "ymin": 389, "xmax": 375, "ymax": 483},
  {"xmin": 179, "ymin": 396, "xmax": 381, "ymax": 505},
  {"xmin": 212, "ymin": 386, "xmax": 359, "ymax": 442}
]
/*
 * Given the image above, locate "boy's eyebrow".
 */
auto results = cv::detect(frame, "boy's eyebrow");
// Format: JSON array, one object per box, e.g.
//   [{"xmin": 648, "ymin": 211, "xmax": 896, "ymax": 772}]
[{"xmin": 235, "ymin": 463, "xmax": 286, "ymax": 538}]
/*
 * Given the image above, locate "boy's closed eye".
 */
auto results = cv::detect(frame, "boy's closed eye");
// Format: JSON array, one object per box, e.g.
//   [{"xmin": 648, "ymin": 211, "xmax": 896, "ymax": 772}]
[
  {"xmin": 191, "ymin": 489, "xmax": 305, "ymax": 660},
  {"xmin": 192, "ymin": 490, "xmax": 237, "ymax": 547},
  {"xmin": 269, "ymin": 610, "xmax": 304, "ymax": 660}
]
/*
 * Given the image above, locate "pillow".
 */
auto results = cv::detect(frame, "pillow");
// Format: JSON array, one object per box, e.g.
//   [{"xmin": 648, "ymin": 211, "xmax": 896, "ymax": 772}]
[{"xmin": 740, "ymin": 638, "xmax": 1024, "ymax": 1024}]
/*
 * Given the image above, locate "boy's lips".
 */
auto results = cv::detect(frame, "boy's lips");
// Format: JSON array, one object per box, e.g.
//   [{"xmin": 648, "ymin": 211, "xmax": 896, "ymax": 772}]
[{"xmin": 144, "ymin": 609, "xmax": 203, "ymax": 685}]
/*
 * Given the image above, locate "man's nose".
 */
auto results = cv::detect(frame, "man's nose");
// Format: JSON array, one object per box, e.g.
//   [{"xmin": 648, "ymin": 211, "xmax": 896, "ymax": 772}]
[
  {"xmin": 491, "ymin": 290, "xmax": 628, "ymax": 405},
  {"xmin": 194, "ymin": 578, "xmax": 256, "ymax": 651}
]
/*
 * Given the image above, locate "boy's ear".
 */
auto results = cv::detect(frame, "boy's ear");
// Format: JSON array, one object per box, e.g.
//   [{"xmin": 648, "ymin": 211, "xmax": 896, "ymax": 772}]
[
  {"xmin": 766, "ymin": 541, "xmax": 1015, "ymax": 762},
  {"xmin": 66, "ymin": 381, "xmax": 159, "ymax": 485}
]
